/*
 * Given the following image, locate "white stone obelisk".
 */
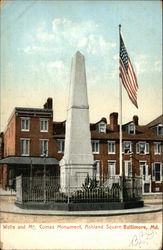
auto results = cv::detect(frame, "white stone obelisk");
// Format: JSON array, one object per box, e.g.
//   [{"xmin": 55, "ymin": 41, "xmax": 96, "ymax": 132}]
[{"xmin": 60, "ymin": 51, "xmax": 94, "ymax": 193}]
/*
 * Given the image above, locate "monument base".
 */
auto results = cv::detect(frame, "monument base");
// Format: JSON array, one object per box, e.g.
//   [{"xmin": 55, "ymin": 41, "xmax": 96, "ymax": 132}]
[
  {"xmin": 60, "ymin": 159, "xmax": 93, "ymax": 194},
  {"xmin": 15, "ymin": 201, "xmax": 144, "ymax": 211}
]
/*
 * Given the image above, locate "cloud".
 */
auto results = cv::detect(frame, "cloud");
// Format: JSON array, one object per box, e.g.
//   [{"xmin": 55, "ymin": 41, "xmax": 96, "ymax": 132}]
[
  {"xmin": 20, "ymin": 18, "xmax": 116, "ymax": 59},
  {"xmin": 30, "ymin": 60, "xmax": 69, "ymax": 90},
  {"xmin": 22, "ymin": 45, "xmax": 49, "ymax": 53},
  {"xmin": 52, "ymin": 18, "xmax": 97, "ymax": 39},
  {"xmin": 135, "ymin": 55, "xmax": 161, "ymax": 75},
  {"xmin": 86, "ymin": 34, "xmax": 116, "ymax": 55},
  {"xmin": 47, "ymin": 60, "xmax": 65, "ymax": 70},
  {"xmin": 153, "ymin": 60, "xmax": 161, "ymax": 72},
  {"xmin": 36, "ymin": 27, "xmax": 55, "ymax": 42},
  {"xmin": 77, "ymin": 37, "xmax": 88, "ymax": 48},
  {"xmin": 51, "ymin": 18, "xmax": 116, "ymax": 56},
  {"xmin": 113, "ymin": 54, "xmax": 119, "ymax": 61}
]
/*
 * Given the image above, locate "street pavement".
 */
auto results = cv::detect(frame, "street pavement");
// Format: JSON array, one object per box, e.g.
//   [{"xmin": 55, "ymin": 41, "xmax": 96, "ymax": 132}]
[{"xmin": 0, "ymin": 194, "xmax": 162, "ymax": 223}]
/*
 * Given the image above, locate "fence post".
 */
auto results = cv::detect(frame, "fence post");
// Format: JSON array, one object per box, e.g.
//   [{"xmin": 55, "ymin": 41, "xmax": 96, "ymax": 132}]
[
  {"xmin": 43, "ymin": 157, "xmax": 46, "ymax": 203},
  {"xmin": 120, "ymin": 176, "xmax": 123, "ymax": 202},
  {"xmin": 132, "ymin": 176, "xmax": 135, "ymax": 199},
  {"xmin": 67, "ymin": 161, "xmax": 71, "ymax": 204},
  {"xmin": 30, "ymin": 158, "xmax": 32, "ymax": 191}
]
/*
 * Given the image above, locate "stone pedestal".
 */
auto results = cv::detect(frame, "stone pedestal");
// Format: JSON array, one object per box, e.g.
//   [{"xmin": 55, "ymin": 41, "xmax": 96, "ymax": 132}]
[{"xmin": 60, "ymin": 51, "xmax": 94, "ymax": 193}]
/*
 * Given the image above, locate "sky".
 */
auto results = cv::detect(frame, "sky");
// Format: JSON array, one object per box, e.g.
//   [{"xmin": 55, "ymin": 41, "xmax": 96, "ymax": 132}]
[{"xmin": 0, "ymin": 0, "xmax": 162, "ymax": 132}]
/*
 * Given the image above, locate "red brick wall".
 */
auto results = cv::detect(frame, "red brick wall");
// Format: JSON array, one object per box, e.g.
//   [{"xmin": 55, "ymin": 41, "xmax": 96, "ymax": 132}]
[
  {"xmin": 150, "ymin": 141, "xmax": 163, "ymax": 192},
  {"xmin": 15, "ymin": 114, "xmax": 56, "ymax": 157},
  {"xmin": 93, "ymin": 140, "xmax": 157, "ymax": 179},
  {"xmin": 52, "ymin": 139, "xmax": 63, "ymax": 161},
  {"xmin": 4, "ymin": 114, "xmax": 16, "ymax": 157},
  {"xmin": 2, "ymin": 164, "xmax": 7, "ymax": 189}
]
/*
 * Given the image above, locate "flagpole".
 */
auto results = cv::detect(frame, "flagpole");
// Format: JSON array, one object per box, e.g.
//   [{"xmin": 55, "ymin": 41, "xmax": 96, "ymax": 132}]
[{"xmin": 119, "ymin": 24, "xmax": 123, "ymax": 201}]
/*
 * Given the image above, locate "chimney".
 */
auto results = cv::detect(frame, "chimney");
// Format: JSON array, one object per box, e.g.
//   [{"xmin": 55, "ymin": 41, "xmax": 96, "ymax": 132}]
[
  {"xmin": 133, "ymin": 115, "xmax": 139, "ymax": 126},
  {"xmin": 44, "ymin": 98, "xmax": 53, "ymax": 110},
  {"xmin": 110, "ymin": 112, "xmax": 118, "ymax": 131}
]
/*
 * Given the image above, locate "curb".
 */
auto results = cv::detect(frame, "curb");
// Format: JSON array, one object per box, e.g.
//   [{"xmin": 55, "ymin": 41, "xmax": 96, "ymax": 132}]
[{"xmin": 0, "ymin": 205, "xmax": 162, "ymax": 216}]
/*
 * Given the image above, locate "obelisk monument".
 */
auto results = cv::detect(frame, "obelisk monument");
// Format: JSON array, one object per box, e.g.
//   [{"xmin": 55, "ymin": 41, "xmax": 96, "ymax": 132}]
[{"xmin": 60, "ymin": 51, "xmax": 94, "ymax": 193}]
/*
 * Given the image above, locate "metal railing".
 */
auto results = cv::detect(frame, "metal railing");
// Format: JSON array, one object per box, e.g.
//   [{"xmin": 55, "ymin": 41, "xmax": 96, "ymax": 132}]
[
  {"xmin": 16, "ymin": 175, "xmax": 142, "ymax": 204},
  {"xmin": 122, "ymin": 176, "xmax": 142, "ymax": 201}
]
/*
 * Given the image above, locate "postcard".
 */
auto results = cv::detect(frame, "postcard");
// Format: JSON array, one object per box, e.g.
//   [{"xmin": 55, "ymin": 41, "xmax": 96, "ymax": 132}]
[{"xmin": 0, "ymin": 1, "xmax": 162, "ymax": 249}]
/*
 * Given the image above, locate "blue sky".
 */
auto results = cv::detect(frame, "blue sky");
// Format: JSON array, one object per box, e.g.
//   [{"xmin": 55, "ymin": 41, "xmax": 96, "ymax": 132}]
[{"xmin": 0, "ymin": 0, "xmax": 162, "ymax": 131}]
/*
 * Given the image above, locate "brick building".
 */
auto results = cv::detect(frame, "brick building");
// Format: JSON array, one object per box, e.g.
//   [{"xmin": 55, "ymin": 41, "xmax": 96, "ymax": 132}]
[
  {"xmin": 54, "ymin": 113, "xmax": 163, "ymax": 193},
  {"xmin": 0, "ymin": 98, "xmax": 162, "ymax": 192},
  {"xmin": 0, "ymin": 132, "xmax": 4, "ymax": 186},
  {"xmin": 0, "ymin": 98, "xmax": 59, "ymax": 189}
]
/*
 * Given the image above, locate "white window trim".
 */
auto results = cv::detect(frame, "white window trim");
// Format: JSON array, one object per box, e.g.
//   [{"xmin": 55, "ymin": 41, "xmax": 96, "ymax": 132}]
[
  {"xmin": 108, "ymin": 160, "xmax": 116, "ymax": 177},
  {"xmin": 98, "ymin": 122, "xmax": 106, "ymax": 133},
  {"xmin": 21, "ymin": 117, "xmax": 30, "ymax": 132},
  {"xmin": 122, "ymin": 141, "xmax": 132, "ymax": 154},
  {"xmin": 58, "ymin": 139, "xmax": 65, "ymax": 153},
  {"xmin": 20, "ymin": 138, "xmax": 30, "ymax": 156},
  {"xmin": 108, "ymin": 140, "xmax": 116, "ymax": 154},
  {"xmin": 124, "ymin": 160, "xmax": 132, "ymax": 177},
  {"xmin": 40, "ymin": 139, "xmax": 49, "ymax": 156},
  {"xmin": 152, "ymin": 162, "xmax": 162, "ymax": 183},
  {"xmin": 157, "ymin": 124, "xmax": 163, "ymax": 136},
  {"xmin": 91, "ymin": 140, "xmax": 99, "ymax": 154},
  {"xmin": 128, "ymin": 123, "xmax": 135, "ymax": 135},
  {"xmin": 136, "ymin": 141, "xmax": 149, "ymax": 155},
  {"xmin": 94, "ymin": 160, "xmax": 100, "ymax": 181},
  {"xmin": 154, "ymin": 142, "xmax": 161, "ymax": 155},
  {"xmin": 40, "ymin": 119, "xmax": 49, "ymax": 132},
  {"xmin": 139, "ymin": 161, "xmax": 148, "ymax": 178}
]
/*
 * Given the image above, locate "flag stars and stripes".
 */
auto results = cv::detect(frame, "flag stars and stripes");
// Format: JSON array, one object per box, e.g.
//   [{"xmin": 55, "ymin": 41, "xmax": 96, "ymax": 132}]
[{"xmin": 119, "ymin": 33, "xmax": 138, "ymax": 108}]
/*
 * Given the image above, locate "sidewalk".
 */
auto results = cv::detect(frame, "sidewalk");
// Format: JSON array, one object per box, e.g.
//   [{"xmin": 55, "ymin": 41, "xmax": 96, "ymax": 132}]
[
  {"xmin": 0, "ymin": 194, "xmax": 162, "ymax": 216},
  {"xmin": 0, "ymin": 187, "xmax": 16, "ymax": 196}
]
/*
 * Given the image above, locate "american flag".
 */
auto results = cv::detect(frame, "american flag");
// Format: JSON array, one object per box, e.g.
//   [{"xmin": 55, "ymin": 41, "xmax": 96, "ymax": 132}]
[{"xmin": 119, "ymin": 33, "xmax": 138, "ymax": 108}]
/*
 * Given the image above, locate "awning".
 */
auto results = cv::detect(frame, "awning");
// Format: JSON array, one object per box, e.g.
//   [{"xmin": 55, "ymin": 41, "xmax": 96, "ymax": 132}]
[{"xmin": 0, "ymin": 157, "xmax": 59, "ymax": 165}]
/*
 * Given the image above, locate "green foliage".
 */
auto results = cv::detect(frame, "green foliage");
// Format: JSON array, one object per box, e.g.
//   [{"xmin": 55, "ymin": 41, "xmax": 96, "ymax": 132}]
[
  {"xmin": 82, "ymin": 174, "xmax": 99, "ymax": 191},
  {"xmin": 70, "ymin": 175, "xmax": 121, "ymax": 203}
]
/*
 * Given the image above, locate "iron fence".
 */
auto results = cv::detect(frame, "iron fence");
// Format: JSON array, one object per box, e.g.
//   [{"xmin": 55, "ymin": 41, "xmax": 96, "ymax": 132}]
[
  {"xmin": 122, "ymin": 176, "xmax": 142, "ymax": 201},
  {"xmin": 16, "ymin": 175, "xmax": 142, "ymax": 204}
]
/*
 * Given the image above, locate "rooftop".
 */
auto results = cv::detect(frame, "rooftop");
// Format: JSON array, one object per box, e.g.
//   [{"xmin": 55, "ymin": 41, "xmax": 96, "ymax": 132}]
[{"xmin": 147, "ymin": 114, "xmax": 163, "ymax": 127}]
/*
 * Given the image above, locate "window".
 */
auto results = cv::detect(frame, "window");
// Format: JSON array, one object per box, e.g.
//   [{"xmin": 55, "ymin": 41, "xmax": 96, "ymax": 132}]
[
  {"xmin": 154, "ymin": 142, "xmax": 161, "ymax": 155},
  {"xmin": 108, "ymin": 141, "xmax": 116, "ymax": 154},
  {"xmin": 21, "ymin": 139, "xmax": 30, "ymax": 156},
  {"xmin": 128, "ymin": 123, "xmax": 135, "ymax": 135},
  {"xmin": 125, "ymin": 161, "xmax": 132, "ymax": 177},
  {"xmin": 139, "ymin": 161, "xmax": 148, "ymax": 180},
  {"xmin": 157, "ymin": 124, "xmax": 163, "ymax": 136},
  {"xmin": 93, "ymin": 160, "xmax": 100, "ymax": 181},
  {"xmin": 136, "ymin": 142, "xmax": 149, "ymax": 154},
  {"xmin": 21, "ymin": 118, "xmax": 30, "ymax": 131},
  {"xmin": 58, "ymin": 139, "xmax": 65, "ymax": 153},
  {"xmin": 152, "ymin": 163, "xmax": 162, "ymax": 182},
  {"xmin": 98, "ymin": 122, "xmax": 106, "ymax": 133},
  {"xmin": 40, "ymin": 119, "xmax": 48, "ymax": 132},
  {"xmin": 91, "ymin": 140, "xmax": 99, "ymax": 154},
  {"xmin": 122, "ymin": 141, "xmax": 132, "ymax": 154},
  {"xmin": 108, "ymin": 161, "xmax": 116, "ymax": 177},
  {"xmin": 40, "ymin": 140, "xmax": 48, "ymax": 156}
]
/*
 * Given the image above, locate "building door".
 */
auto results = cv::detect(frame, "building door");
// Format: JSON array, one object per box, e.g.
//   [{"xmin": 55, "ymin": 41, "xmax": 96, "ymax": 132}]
[
  {"xmin": 124, "ymin": 161, "xmax": 132, "ymax": 177},
  {"xmin": 108, "ymin": 161, "xmax": 116, "ymax": 177},
  {"xmin": 139, "ymin": 161, "xmax": 148, "ymax": 180},
  {"xmin": 93, "ymin": 160, "xmax": 100, "ymax": 181},
  {"xmin": 8, "ymin": 168, "xmax": 15, "ymax": 189},
  {"xmin": 140, "ymin": 161, "xmax": 150, "ymax": 193}
]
